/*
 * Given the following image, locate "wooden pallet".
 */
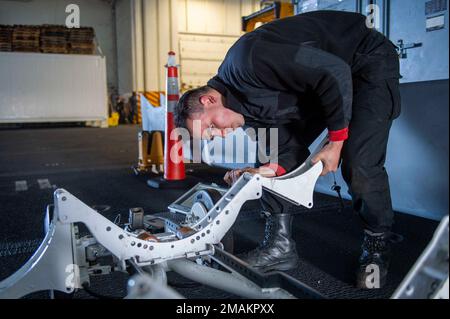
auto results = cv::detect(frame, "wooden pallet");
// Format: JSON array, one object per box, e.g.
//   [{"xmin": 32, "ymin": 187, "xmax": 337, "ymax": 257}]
[
  {"xmin": 41, "ymin": 48, "xmax": 68, "ymax": 54},
  {"xmin": 67, "ymin": 27, "xmax": 95, "ymax": 55},
  {"xmin": 0, "ymin": 32, "xmax": 12, "ymax": 38},
  {"xmin": 69, "ymin": 48, "xmax": 95, "ymax": 55},
  {"xmin": 41, "ymin": 25, "xmax": 68, "ymax": 37},
  {"xmin": 70, "ymin": 42, "xmax": 94, "ymax": 48},
  {"xmin": 41, "ymin": 38, "xmax": 67, "ymax": 45},
  {"xmin": 0, "ymin": 46, "xmax": 12, "ymax": 52},
  {"xmin": 12, "ymin": 26, "xmax": 40, "ymax": 52},
  {"xmin": 13, "ymin": 25, "xmax": 40, "ymax": 31},
  {"xmin": 2, "ymin": 25, "xmax": 97, "ymax": 55},
  {"xmin": 68, "ymin": 29, "xmax": 94, "ymax": 42},
  {"xmin": 0, "ymin": 25, "xmax": 13, "ymax": 51},
  {"xmin": 13, "ymin": 31, "xmax": 40, "ymax": 37},
  {"xmin": 40, "ymin": 25, "xmax": 68, "ymax": 54},
  {"xmin": 13, "ymin": 40, "xmax": 39, "ymax": 45},
  {"xmin": 12, "ymin": 47, "xmax": 40, "ymax": 53},
  {"xmin": 12, "ymin": 28, "xmax": 40, "ymax": 52}
]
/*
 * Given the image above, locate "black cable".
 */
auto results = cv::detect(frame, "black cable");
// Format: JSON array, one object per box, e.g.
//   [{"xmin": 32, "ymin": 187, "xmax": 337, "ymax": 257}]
[{"xmin": 331, "ymin": 172, "xmax": 345, "ymax": 212}]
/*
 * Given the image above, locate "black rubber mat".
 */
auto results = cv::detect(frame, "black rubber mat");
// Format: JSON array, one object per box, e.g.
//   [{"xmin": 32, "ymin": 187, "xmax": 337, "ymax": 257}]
[{"xmin": 0, "ymin": 125, "xmax": 439, "ymax": 299}]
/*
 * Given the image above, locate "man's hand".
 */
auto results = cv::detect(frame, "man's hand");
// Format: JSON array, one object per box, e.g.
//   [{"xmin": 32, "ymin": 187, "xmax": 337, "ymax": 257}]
[
  {"xmin": 223, "ymin": 167, "xmax": 277, "ymax": 186},
  {"xmin": 311, "ymin": 141, "xmax": 344, "ymax": 176}
]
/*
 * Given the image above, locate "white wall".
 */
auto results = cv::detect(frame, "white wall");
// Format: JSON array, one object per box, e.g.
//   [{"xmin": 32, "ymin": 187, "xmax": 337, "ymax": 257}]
[
  {"xmin": 177, "ymin": 0, "xmax": 260, "ymax": 90},
  {"xmin": 0, "ymin": 0, "xmax": 117, "ymax": 90},
  {"xmin": 178, "ymin": 0, "xmax": 259, "ymax": 35}
]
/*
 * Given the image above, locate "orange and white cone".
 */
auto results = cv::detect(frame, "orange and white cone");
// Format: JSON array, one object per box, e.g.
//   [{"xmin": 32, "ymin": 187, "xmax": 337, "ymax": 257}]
[
  {"xmin": 147, "ymin": 52, "xmax": 198, "ymax": 189},
  {"xmin": 164, "ymin": 51, "xmax": 186, "ymax": 181}
]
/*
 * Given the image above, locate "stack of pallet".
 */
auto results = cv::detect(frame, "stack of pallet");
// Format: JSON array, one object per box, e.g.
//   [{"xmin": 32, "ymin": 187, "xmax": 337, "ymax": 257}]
[
  {"xmin": 0, "ymin": 25, "xmax": 13, "ymax": 52},
  {"xmin": 12, "ymin": 25, "xmax": 40, "ymax": 52},
  {"xmin": 68, "ymin": 27, "xmax": 95, "ymax": 55},
  {"xmin": 40, "ymin": 25, "xmax": 68, "ymax": 54}
]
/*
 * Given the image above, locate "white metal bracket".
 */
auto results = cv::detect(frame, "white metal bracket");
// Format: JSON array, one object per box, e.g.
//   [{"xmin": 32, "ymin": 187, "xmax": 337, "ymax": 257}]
[{"xmin": 0, "ymin": 137, "xmax": 327, "ymax": 298}]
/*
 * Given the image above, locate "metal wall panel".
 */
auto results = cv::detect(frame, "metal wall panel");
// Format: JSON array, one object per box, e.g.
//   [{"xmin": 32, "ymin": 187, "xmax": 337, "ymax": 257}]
[
  {"xmin": 177, "ymin": 0, "xmax": 260, "ymax": 90},
  {"xmin": 299, "ymin": 0, "xmax": 450, "ymax": 82},
  {"xmin": 179, "ymin": 34, "xmax": 238, "ymax": 89},
  {"xmin": 313, "ymin": 80, "xmax": 449, "ymax": 221},
  {"xmin": 298, "ymin": 0, "xmax": 358, "ymax": 13},
  {"xmin": 178, "ymin": 0, "xmax": 259, "ymax": 36},
  {"xmin": 389, "ymin": 0, "xmax": 449, "ymax": 83}
]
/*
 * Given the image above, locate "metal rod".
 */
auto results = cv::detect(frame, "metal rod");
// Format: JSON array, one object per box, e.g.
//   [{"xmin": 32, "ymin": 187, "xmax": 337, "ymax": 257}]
[{"xmin": 167, "ymin": 259, "xmax": 295, "ymax": 299}]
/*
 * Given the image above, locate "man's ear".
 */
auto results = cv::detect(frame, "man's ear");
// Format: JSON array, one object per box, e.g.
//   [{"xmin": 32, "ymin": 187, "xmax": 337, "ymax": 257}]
[{"xmin": 199, "ymin": 94, "xmax": 215, "ymax": 107}]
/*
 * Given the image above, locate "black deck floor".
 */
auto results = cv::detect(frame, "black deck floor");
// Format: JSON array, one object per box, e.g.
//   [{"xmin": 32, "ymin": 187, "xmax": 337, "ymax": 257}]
[{"xmin": 0, "ymin": 125, "xmax": 439, "ymax": 299}]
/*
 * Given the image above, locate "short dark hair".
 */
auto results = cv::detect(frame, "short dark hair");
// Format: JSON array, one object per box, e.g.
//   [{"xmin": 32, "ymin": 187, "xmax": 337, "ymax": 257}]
[{"xmin": 174, "ymin": 85, "xmax": 212, "ymax": 128}]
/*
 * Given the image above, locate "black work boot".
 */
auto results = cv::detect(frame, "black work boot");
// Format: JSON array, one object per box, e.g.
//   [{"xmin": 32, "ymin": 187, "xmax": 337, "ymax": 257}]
[
  {"xmin": 241, "ymin": 213, "xmax": 299, "ymax": 272},
  {"xmin": 356, "ymin": 230, "xmax": 392, "ymax": 289}
]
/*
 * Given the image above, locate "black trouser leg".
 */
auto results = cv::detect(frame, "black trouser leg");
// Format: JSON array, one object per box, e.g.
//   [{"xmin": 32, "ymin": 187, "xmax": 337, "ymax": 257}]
[
  {"xmin": 342, "ymin": 47, "xmax": 400, "ymax": 233},
  {"xmin": 344, "ymin": 35, "xmax": 402, "ymax": 234},
  {"xmin": 341, "ymin": 117, "xmax": 394, "ymax": 233}
]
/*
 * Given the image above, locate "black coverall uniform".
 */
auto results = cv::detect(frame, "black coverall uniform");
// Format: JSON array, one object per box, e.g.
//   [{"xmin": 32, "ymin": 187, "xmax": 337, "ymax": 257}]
[{"xmin": 207, "ymin": 11, "xmax": 401, "ymax": 233}]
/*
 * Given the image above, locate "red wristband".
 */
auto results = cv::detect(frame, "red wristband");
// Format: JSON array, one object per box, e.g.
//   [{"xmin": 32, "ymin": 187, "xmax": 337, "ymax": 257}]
[
  {"xmin": 328, "ymin": 128, "xmax": 349, "ymax": 142},
  {"xmin": 262, "ymin": 163, "xmax": 287, "ymax": 176}
]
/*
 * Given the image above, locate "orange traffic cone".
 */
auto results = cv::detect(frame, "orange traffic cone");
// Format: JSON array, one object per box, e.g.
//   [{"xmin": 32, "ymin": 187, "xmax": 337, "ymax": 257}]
[
  {"xmin": 147, "ymin": 52, "xmax": 198, "ymax": 189},
  {"xmin": 164, "ymin": 51, "xmax": 186, "ymax": 180}
]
